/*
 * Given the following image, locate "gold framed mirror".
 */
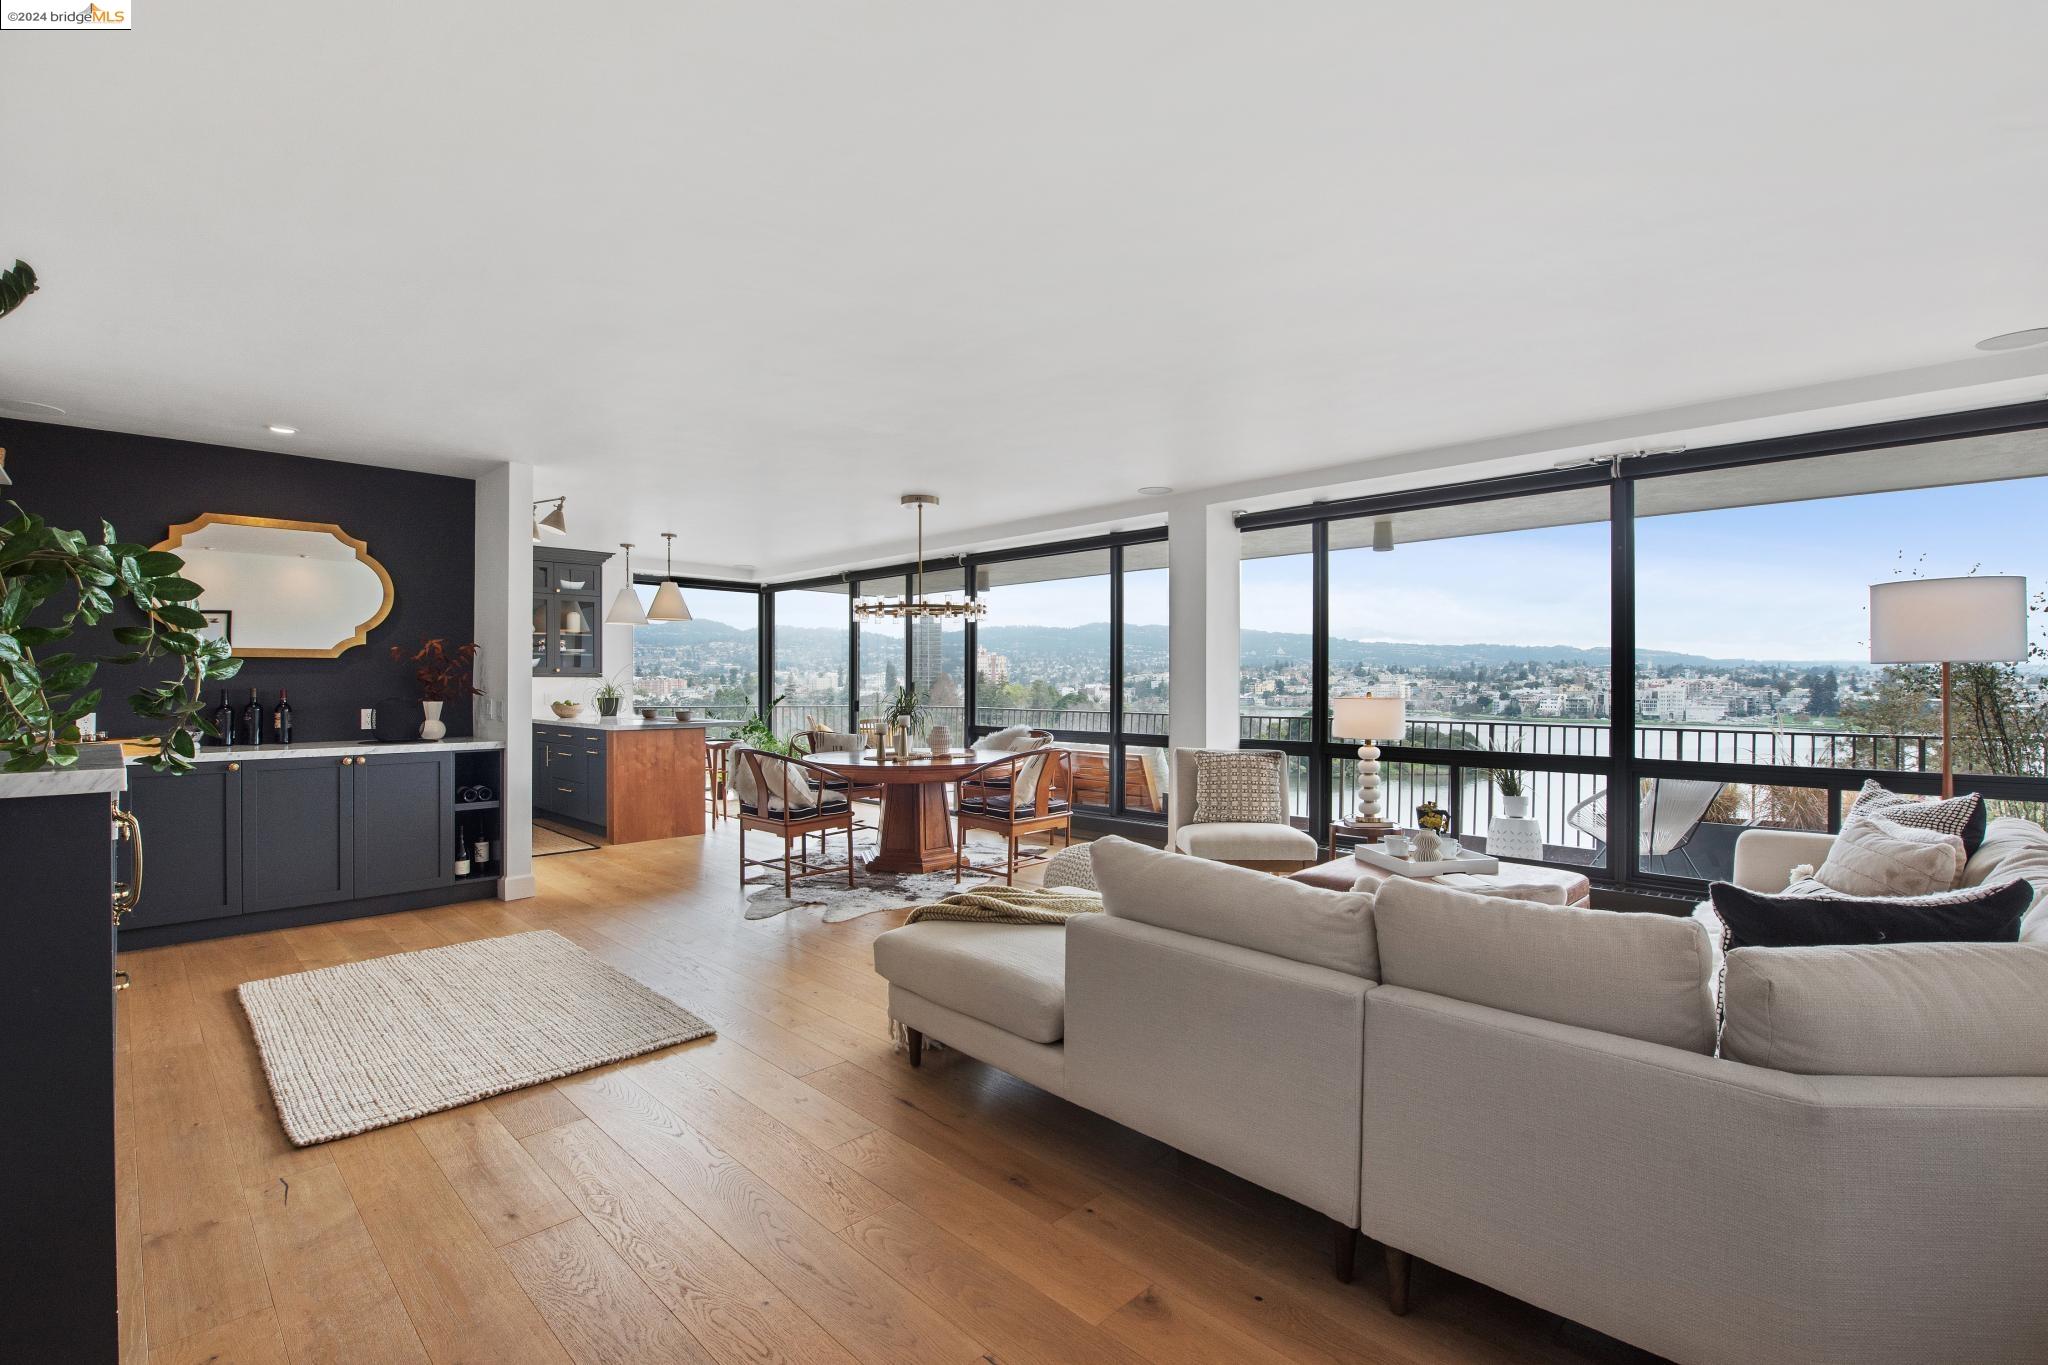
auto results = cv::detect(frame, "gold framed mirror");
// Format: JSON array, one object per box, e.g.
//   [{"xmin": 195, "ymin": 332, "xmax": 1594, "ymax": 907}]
[{"xmin": 154, "ymin": 514, "xmax": 395, "ymax": 658}]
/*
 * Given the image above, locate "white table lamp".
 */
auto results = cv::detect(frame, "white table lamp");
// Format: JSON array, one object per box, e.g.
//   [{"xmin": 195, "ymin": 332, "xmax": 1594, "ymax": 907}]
[
  {"xmin": 1332, "ymin": 692, "xmax": 1407, "ymax": 834},
  {"xmin": 1869, "ymin": 575, "xmax": 2027, "ymax": 797}
]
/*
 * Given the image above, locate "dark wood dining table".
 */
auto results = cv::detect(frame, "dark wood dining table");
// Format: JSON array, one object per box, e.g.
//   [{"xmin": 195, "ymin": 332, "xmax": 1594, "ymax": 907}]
[{"xmin": 802, "ymin": 747, "xmax": 1012, "ymax": 874}]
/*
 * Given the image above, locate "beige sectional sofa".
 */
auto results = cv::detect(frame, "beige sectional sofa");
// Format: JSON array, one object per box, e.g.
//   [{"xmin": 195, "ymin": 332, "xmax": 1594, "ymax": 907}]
[{"xmin": 870, "ymin": 823, "xmax": 2048, "ymax": 1365}]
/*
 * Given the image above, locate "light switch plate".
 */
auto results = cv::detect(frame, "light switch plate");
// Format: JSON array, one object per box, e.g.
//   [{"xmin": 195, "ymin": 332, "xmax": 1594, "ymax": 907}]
[{"xmin": 359, "ymin": 707, "xmax": 376, "ymax": 729}]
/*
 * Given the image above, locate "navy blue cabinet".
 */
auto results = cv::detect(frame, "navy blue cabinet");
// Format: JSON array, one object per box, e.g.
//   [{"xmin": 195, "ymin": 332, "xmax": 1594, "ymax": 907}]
[
  {"xmin": 244, "ymin": 755, "xmax": 358, "ymax": 912},
  {"xmin": 533, "ymin": 725, "xmax": 608, "ymax": 828},
  {"xmin": 119, "ymin": 749, "xmax": 470, "ymax": 944},
  {"xmin": 121, "ymin": 761, "xmax": 243, "ymax": 928},
  {"xmin": 355, "ymin": 750, "xmax": 456, "ymax": 897}
]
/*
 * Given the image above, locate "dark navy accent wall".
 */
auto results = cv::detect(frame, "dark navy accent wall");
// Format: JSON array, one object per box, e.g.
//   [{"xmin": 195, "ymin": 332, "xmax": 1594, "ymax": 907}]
[{"xmin": 0, "ymin": 418, "xmax": 476, "ymax": 741}]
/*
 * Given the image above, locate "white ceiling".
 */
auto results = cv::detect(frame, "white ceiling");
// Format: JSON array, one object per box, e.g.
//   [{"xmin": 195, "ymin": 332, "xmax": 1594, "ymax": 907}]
[{"xmin": 4, "ymin": 2, "xmax": 2047, "ymax": 578}]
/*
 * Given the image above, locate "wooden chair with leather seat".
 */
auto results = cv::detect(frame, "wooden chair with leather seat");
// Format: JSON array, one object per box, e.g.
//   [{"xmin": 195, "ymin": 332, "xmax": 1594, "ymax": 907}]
[
  {"xmin": 731, "ymin": 748, "xmax": 858, "ymax": 896},
  {"xmin": 954, "ymin": 747, "xmax": 1073, "ymax": 885}
]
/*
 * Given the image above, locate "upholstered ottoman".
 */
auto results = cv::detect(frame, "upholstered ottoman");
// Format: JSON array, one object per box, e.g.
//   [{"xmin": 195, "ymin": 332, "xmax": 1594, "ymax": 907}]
[
  {"xmin": 871, "ymin": 921, "xmax": 1070, "ymax": 1096},
  {"xmin": 1292, "ymin": 853, "xmax": 1592, "ymax": 906}
]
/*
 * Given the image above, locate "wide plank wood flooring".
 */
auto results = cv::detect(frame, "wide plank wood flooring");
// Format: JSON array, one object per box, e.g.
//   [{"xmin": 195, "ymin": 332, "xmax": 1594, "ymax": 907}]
[{"xmin": 114, "ymin": 818, "xmax": 1661, "ymax": 1365}]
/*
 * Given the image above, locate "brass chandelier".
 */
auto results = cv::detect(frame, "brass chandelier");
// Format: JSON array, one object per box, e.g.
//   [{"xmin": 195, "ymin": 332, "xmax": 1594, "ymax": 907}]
[{"xmin": 852, "ymin": 494, "xmax": 986, "ymax": 621}]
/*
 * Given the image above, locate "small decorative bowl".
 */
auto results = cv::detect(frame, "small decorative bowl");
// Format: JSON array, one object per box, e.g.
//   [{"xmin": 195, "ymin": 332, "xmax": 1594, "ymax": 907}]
[{"xmin": 551, "ymin": 701, "xmax": 583, "ymax": 719}]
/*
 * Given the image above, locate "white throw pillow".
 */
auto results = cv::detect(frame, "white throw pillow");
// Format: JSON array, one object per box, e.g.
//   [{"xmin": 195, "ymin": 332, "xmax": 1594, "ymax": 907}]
[
  {"xmin": 981, "ymin": 725, "xmax": 1034, "ymax": 751},
  {"xmin": 1811, "ymin": 814, "xmax": 1966, "ymax": 899}
]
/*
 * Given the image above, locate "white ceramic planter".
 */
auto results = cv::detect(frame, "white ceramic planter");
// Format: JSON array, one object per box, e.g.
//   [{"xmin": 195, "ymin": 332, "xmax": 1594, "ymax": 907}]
[
  {"xmin": 1487, "ymin": 813, "xmax": 1544, "ymax": 859},
  {"xmin": 1503, "ymin": 794, "xmax": 1531, "ymax": 819}
]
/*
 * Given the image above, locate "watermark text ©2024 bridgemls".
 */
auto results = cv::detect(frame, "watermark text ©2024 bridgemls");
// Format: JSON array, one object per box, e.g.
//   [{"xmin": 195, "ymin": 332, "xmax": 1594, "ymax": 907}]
[{"xmin": 3, "ymin": 5, "xmax": 131, "ymax": 29}]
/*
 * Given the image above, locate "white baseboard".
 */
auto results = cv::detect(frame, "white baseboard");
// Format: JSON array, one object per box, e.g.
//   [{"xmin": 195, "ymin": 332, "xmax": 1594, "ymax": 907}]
[{"xmin": 498, "ymin": 873, "xmax": 538, "ymax": 902}]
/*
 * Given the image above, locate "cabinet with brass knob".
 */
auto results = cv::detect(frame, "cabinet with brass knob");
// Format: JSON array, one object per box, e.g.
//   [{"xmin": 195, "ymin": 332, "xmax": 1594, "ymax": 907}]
[{"xmin": 119, "ymin": 748, "xmax": 469, "ymax": 936}]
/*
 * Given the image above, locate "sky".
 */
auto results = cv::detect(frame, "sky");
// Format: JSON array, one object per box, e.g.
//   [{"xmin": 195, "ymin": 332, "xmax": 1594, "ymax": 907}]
[{"xmin": 649, "ymin": 475, "xmax": 2048, "ymax": 666}]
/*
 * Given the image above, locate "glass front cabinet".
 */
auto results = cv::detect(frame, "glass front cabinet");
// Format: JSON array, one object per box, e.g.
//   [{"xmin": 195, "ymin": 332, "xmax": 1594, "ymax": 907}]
[{"xmin": 533, "ymin": 546, "xmax": 612, "ymax": 678}]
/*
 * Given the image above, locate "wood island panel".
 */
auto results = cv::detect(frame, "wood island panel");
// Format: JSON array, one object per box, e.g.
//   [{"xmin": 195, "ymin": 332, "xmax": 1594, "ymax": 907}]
[{"xmin": 605, "ymin": 727, "xmax": 707, "ymax": 845}]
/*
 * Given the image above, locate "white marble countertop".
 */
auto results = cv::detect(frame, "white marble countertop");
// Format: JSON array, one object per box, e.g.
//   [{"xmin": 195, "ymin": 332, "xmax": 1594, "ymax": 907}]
[
  {"xmin": 180, "ymin": 738, "xmax": 505, "ymax": 763},
  {"xmin": 0, "ymin": 743, "xmax": 128, "ymax": 800}
]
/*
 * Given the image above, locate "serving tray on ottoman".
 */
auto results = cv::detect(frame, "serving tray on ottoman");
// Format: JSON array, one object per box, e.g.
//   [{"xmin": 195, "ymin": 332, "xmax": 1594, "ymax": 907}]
[{"xmin": 1352, "ymin": 844, "xmax": 1501, "ymax": 878}]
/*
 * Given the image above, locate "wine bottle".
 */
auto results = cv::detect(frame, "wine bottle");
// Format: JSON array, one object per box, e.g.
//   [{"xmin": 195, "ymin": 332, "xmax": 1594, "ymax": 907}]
[
  {"xmin": 454, "ymin": 832, "xmax": 472, "ymax": 878},
  {"xmin": 211, "ymin": 688, "xmax": 235, "ymax": 746},
  {"xmin": 273, "ymin": 688, "xmax": 294, "ymax": 745},
  {"xmin": 243, "ymin": 689, "xmax": 264, "ymax": 747}
]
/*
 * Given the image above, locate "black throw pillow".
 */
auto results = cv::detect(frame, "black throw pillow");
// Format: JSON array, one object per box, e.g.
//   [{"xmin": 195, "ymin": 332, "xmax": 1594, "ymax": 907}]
[{"xmin": 1707, "ymin": 880, "xmax": 2030, "ymax": 950}]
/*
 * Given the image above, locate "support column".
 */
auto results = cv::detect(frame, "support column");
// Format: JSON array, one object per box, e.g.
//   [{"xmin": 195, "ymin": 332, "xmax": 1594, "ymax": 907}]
[
  {"xmin": 1167, "ymin": 498, "xmax": 1241, "ymax": 820},
  {"xmin": 475, "ymin": 461, "xmax": 536, "ymax": 900}
]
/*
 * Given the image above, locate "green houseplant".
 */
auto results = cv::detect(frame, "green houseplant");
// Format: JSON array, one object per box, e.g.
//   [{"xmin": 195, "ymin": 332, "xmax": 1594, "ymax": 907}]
[
  {"xmin": 0, "ymin": 502, "xmax": 241, "ymax": 772},
  {"xmin": 593, "ymin": 671, "xmax": 627, "ymax": 718}
]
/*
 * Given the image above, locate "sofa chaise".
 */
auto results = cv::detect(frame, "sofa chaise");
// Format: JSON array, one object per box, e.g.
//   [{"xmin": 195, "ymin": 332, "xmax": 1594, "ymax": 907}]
[{"xmin": 871, "ymin": 824, "xmax": 2048, "ymax": 1365}]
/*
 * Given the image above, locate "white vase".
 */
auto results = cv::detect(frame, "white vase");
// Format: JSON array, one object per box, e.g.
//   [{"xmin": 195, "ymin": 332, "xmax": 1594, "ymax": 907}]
[
  {"xmin": 1503, "ymin": 794, "xmax": 1531, "ymax": 819},
  {"xmin": 420, "ymin": 700, "xmax": 447, "ymax": 741},
  {"xmin": 927, "ymin": 724, "xmax": 953, "ymax": 753}
]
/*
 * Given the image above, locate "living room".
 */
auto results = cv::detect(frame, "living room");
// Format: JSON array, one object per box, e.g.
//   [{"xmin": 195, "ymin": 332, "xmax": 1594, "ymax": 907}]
[{"xmin": 2, "ymin": 6, "xmax": 2045, "ymax": 1364}]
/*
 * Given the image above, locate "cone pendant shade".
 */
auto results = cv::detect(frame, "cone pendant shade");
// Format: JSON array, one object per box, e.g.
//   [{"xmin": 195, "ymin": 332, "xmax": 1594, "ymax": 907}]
[
  {"xmin": 606, "ymin": 542, "xmax": 648, "ymax": 625},
  {"xmin": 646, "ymin": 531, "xmax": 692, "ymax": 622}
]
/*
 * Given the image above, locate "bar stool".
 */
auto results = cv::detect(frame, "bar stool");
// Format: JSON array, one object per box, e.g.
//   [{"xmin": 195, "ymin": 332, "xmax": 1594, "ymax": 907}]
[{"xmin": 706, "ymin": 739, "xmax": 735, "ymax": 827}]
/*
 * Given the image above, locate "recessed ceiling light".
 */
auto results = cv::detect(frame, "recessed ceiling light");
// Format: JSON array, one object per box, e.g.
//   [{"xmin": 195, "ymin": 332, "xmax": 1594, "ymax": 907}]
[
  {"xmin": 267, "ymin": 424, "xmax": 298, "ymax": 435},
  {"xmin": 1138, "ymin": 485, "xmax": 1173, "ymax": 496},
  {"xmin": 0, "ymin": 398, "xmax": 66, "ymax": 417},
  {"xmin": 1976, "ymin": 327, "xmax": 2048, "ymax": 352}
]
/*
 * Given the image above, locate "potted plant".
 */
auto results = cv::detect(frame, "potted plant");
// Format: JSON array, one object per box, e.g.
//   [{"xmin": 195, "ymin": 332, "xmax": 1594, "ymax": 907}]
[
  {"xmin": 0, "ymin": 495, "xmax": 241, "ymax": 772},
  {"xmin": 733, "ymin": 694, "xmax": 791, "ymax": 754},
  {"xmin": 885, "ymin": 684, "xmax": 923, "ymax": 756},
  {"xmin": 390, "ymin": 638, "xmax": 481, "ymax": 740},
  {"xmin": 1494, "ymin": 767, "xmax": 1531, "ymax": 818},
  {"xmin": 593, "ymin": 672, "xmax": 627, "ymax": 719}
]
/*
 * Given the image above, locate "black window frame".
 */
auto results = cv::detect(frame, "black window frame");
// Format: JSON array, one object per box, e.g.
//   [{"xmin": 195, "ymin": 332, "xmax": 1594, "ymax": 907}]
[{"xmin": 1234, "ymin": 398, "xmax": 2048, "ymax": 894}]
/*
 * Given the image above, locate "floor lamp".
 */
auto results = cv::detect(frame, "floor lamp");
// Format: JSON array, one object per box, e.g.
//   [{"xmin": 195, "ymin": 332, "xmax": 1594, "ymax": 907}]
[
  {"xmin": 1333, "ymin": 693, "xmax": 1407, "ymax": 839},
  {"xmin": 1868, "ymin": 576, "xmax": 2027, "ymax": 798}
]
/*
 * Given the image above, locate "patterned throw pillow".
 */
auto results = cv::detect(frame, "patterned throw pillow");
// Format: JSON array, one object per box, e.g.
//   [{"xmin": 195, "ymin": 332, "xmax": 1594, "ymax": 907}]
[
  {"xmin": 1191, "ymin": 750, "xmax": 1285, "ymax": 824},
  {"xmin": 1852, "ymin": 779, "xmax": 1986, "ymax": 854}
]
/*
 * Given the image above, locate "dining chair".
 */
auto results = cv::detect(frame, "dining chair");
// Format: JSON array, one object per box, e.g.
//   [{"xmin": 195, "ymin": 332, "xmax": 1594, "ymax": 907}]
[
  {"xmin": 954, "ymin": 747, "xmax": 1073, "ymax": 885},
  {"xmin": 959, "ymin": 728, "xmax": 1056, "ymax": 806},
  {"xmin": 731, "ymin": 748, "xmax": 858, "ymax": 896}
]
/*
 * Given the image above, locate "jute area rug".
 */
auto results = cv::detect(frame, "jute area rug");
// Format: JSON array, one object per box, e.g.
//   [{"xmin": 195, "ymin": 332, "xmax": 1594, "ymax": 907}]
[{"xmin": 239, "ymin": 930, "xmax": 713, "ymax": 1146}]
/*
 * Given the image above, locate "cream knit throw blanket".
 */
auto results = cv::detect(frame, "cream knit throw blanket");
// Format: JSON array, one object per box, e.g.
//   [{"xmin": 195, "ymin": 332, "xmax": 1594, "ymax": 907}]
[
  {"xmin": 889, "ymin": 886, "xmax": 1103, "ymax": 1052},
  {"xmin": 902, "ymin": 884, "xmax": 1103, "ymax": 926}
]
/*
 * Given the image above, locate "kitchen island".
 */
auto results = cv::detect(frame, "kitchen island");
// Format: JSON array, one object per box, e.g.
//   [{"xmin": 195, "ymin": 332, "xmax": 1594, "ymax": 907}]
[{"xmin": 535, "ymin": 717, "xmax": 722, "ymax": 844}]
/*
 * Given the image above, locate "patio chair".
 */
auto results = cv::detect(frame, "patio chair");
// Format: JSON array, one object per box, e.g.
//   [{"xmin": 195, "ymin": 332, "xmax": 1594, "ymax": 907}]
[{"xmin": 1565, "ymin": 777, "xmax": 1723, "ymax": 878}]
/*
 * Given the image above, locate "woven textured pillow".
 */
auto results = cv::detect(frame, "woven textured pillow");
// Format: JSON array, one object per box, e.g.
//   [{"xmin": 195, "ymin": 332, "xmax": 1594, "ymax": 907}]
[
  {"xmin": 1191, "ymin": 750, "xmax": 1285, "ymax": 824},
  {"xmin": 1852, "ymin": 779, "xmax": 1986, "ymax": 854},
  {"xmin": 1811, "ymin": 813, "xmax": 1966, "ymax": 898}
]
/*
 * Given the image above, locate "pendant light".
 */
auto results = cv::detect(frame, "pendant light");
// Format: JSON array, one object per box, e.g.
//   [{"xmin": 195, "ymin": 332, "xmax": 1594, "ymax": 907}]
[
  {"xmin": 647, "ymin": 532, "xmax": 692, "ymax": 622},
  {"xmin": 852, "ymin": 494, "xmax": 986, "ymax": 621},
  {"xmin": 605, "ymin": 542, "xmax": 648, "ymax": 625}
]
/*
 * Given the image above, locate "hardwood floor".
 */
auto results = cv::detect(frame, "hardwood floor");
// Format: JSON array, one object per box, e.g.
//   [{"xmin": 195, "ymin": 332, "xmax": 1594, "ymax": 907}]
[{"xmin": 113, "ymin": 818, "xmax": 1655, "ymax": 1365}]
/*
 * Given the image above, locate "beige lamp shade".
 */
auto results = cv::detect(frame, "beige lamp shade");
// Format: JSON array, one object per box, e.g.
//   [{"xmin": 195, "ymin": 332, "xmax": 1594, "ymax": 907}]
[
  {"xmin": 1332, "ymin": 692, "xmax": 1406, "ymax": 741},
  {"xmin": 647, "ymin": 580, "xmax": 692, "ymax": 622},
  {"xmin": 1869, "ymin": 576, "xmax": 2027, "ymax": 664}
]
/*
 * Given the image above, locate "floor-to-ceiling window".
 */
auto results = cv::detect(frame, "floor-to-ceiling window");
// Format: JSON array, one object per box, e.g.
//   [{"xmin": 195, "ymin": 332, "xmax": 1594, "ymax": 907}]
[
  {"xmin": 629, "ymin": 582, "xmax": 760, "ymax": 723},
  {"xmin": 1119, "ymin": 541, "xmax": 1171, "ymax": 815},
  {"xmin": 1232, "ymin": 403, "xmax": 2048, "ymax": 889},
  {"xmin": 1633, "ymin": 432, "xmax": 2048, "ymax": 881},
  {"xmin": 771, "ymin": 583, "xmax": 851, "ymax": 737},
  {"xmin": 853, "ymin": 574, "xmax": 906, "ymax": 732},
  {"xmin": 909, "ymin": 567, "xmax": 969, "ymax": 742},
  {"xmin": 969, "ymin": 536, "xmax": 1168, "ymax": 817},
  {"xmin": 1323, "ymin": 489, "xmax": 1610, "ymax": 867}
]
